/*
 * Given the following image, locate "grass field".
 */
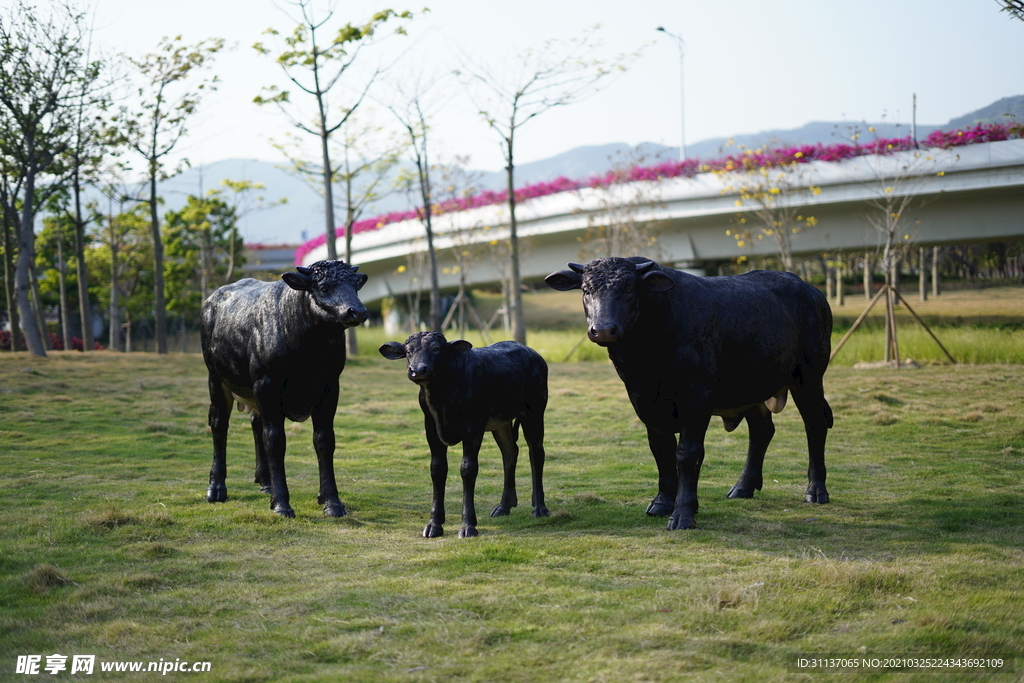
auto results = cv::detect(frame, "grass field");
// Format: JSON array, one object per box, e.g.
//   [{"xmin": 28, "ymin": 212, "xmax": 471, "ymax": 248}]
[{"xmin": 1, "ymin": 350, "xmax": 1023, "ymax": 682}]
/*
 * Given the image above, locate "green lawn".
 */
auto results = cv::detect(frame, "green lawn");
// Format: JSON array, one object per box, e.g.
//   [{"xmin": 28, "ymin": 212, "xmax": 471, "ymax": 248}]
[{"xmin": 1, "ymin": 352, "xmax": 1022, "ymax": 682}]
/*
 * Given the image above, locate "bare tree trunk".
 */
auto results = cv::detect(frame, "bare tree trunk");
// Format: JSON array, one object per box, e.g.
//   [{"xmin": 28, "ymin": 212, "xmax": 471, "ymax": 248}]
[
  {"xmin": 15, "ymin": 170, "xmax": 46, "ymax": 357},
  {"xmin": 29, "ymin": 260, "xmax": 50, "ymax": 351},
  {"xmin": 2, "ymin": 215, "xmax": 20, "ymax": 351},
  {"xmin": 57, "ymin": 225, "xmax": 72, "ymax": 350},
  {"xmin": 918, "ymin": 247, "xmax": 928, "ymax": 302},
  {"xmin": 931, "ymin": 246, "xmax": 940, "ymax": 297},
  {"xmin": 148, "ymin": 170, "xmax": 168, "ymax": 354},
  {"xmin": 505, "ymin": 147, "xmax": 526, "ymax": 345},
  {"xmin": 836, "ymin": 261, "xmax": 845, "ymax": 307},
  {"xmin": 321, "ymin": 127, "xmax": 338, "ymax": 261},
  {"xmin": 72, "ymin": 172, "xmax": 94, "ymax": 351},
  {"xmin": 109, "ymin": 263, "xmax": 121, "ymax": 351},
  {"xmin": 863, "ymin": 252, "xmax": 872, "ymax": 300},
  {"xmin": 344, "ymin": 207, "xmax": 359, "ymax": 355}
]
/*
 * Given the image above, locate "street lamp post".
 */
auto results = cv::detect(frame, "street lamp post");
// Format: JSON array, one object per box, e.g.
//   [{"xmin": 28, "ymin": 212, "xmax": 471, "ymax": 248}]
[{"xmin": 656, "ymin": 26, "xmax": 685, "ymax": 161}]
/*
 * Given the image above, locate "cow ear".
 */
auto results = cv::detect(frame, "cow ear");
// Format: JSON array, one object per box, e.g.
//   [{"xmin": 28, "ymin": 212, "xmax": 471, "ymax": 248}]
[
  {"xmin": 545, "ymin": 269, "xmax": 582, "ymax": 291},
  {"xmin": 354, "ymin": 273, "xmax": 368, "ymax": 291},
  {"xmin": 641, "ymin": 270, "xmax": 674, "ymax": 292},
  {"xmin": 378, "ymin": 342, "xmax": 407, "ymax": 360},
  {"xmin": 282, "ymin": 271, "xmax": 313, "ymax": 291},
  {"xmin": 447, "ymin": 340, "xmax": 473, "ymax": 355}
]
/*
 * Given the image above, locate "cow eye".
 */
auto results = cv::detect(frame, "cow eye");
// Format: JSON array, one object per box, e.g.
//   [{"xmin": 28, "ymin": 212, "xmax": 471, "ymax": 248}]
[{"xmin": 430, "ymin": 345, "xmax": 440, "ymax": 354}]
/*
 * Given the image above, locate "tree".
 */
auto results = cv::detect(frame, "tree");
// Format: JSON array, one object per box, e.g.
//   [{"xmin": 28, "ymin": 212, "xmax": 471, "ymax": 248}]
[
  {"xmin": 274, "ymin": 114, "xmax": 402, "ymax": 353},
  {"xmin": 64, "ymin": 38, "xmax": 116, "ymax": 354},
  {"xmin": 0, "ymin": 0, "xmax": 103, "ymax": 357},
  {"xmin": 122, "ymin": 35, "xmax": 224, "ymax": 355},
  {"xmin": 578, "ymin": 146, "xmax": 667, "ymax": 260},
  {"xmin": 86, "ymin": 199, "xmax": 152, "ymax": 352},
  {"xmin": 456, "ymin": 26, "xmax": 640, "ymax": 344},
  {"xmin": 37, "ymin": 211, "xmax": 79, "ymax": 350},
  {"xmin": 387, "ymin": 78, "xmax": 445, "ymax": 331},
  {"xmin": 253, "ymin": 1, "xmax": 412, "ymax": 262},
  {"xmin": 998, "ymin": 0, "xmax": 1024, "ymax": 21},
  {"xmin": 717, "ymin": 148, "xmax": 820, "ymax": 273},
  {"xmin": 163, "ymin": 191, "xmax": 244, "ymax": 322},
  {"xmin": 0, "ymin": 149, "xmax": 22, "ymax": 351}
]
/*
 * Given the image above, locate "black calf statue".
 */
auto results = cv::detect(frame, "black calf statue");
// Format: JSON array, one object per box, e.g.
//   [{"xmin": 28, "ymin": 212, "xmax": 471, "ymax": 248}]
[{"xmin": 379, "ymin": 332, "xmax": 550, "ymax": 538}]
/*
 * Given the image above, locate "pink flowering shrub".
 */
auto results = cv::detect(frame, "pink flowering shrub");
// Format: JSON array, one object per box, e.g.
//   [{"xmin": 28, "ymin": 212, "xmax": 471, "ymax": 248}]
[{"xmin": 295, "ymin": 122, "xmax": 1024, "ymax": 264}]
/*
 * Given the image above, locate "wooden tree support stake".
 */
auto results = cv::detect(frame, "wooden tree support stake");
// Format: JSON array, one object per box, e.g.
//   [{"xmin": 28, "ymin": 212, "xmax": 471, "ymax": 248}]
[{"xmin": 829, "ymin": 283, "xmax": 957, "ymax": 365}]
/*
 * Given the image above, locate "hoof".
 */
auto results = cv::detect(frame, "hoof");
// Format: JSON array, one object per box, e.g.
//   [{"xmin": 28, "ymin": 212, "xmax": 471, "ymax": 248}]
[
  {"xmin": 423, "ymin": 522, "xmax": 444, "ymax": 538},
  {"xmin": 646, "ymin": 492, "xmax": 674, "ymax": 517},
  {"xmin": 490, "ymin": 505, "xmax": 512, "ymax": 517},
  {"xmin": 272, "ymin": 506, "xmax": 295, "ymax": 518},
  {"xmin": 206, "ymin": 484, "xmax": 227, "ymax": 503},
  {"xmin": 323, "ymin": 502, "xmax": 348, "ymax": 517},
  {"xmin": 532, "ymin": 506, "xmax": 550, "ymax": 518},
  {"xmin": 805, "ymin": 482, "xmax": 830, "ymax": 504},
  {"xmin": 458, "ymin": 526, "xmax": 478, "ymax": 538},
  {"xmin": 727, "ymin": 485, "xmax": 755, "ymax": 499},
  {"xmin": 667, "ymin": 513, "xmax": 696, "ymax": 531}
]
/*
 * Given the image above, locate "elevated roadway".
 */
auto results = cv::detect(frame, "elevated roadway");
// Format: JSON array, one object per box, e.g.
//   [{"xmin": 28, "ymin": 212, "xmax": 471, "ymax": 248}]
[{"xmin": 300, "ymin": 140, "xmax": 1024, "ymax": 305}]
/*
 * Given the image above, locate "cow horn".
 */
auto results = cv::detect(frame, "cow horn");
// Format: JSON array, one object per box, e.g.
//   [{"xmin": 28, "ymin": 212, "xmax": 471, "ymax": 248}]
[
  {"xmin": 635, "ymin": 261, "xmax": 656, "ymax": 274},
  {"xmin": 350, "ymin": 265, "xmax": 359, "ymax": 272},
  {"xmin": 568, "ymin": 263, "xmax": 586, "ymax": 274},
  {"xmin": 296, "ymin": 266, "xmax": 312, "ymax": 275}
]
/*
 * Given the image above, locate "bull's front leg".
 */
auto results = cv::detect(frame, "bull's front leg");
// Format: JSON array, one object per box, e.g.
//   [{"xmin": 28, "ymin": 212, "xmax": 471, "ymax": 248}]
[
  {"xmin": 260, "ymin": 414, "xmax": 293, "ymax": 517},
  {"xmin": 645, "ymin": 426, "xmax": 678, "ymax": 517},
  {"xmin": 422, "ymin": 410, "xmax": 448, "ymax": 538},
  {"xmin": 206, "ymin": 378, "xmax": 232, "ymax": 503},
  {"xmin": 459, "ymin": 428, "xmax": 485, "ymax": 538},
  {"xmin": 311, "ymin": 384, "xmax": 346, "ymax": 517},
  {"xmin": 669, "ymin": 414, "xmax": 711, "ymax": 530}
]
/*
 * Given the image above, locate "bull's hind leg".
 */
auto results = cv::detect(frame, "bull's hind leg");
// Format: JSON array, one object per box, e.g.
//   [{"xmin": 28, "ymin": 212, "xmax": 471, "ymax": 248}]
[
  {"xmin": 206, "ymin": 378, "xmax": 233, "ymax": 503},
  {"xmin": 727, "ymin": 404, "xmax": 775, "ymax": 499},
  {"xmin": 791, "ymin": 383, "xmax": 833, "ymax": 504},
  {"xmin": 490, "ymin": 421, "xmax": 520, "ymax": 517},
  {"xmin": 250, "ymin": 413, "xmax": 271, "ymax": 493},
  {"xmin": 521, "ymin": 415, "xmax": 549, "ymax": 518}
]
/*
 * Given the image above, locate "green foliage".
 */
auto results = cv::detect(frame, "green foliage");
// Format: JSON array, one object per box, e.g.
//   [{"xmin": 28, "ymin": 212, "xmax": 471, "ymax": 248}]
[
  {"xmin": 85, "ymin": 203, "xmax": 153, "ymax": 321},
  {"xmin": 1, "ymin": 354, "xmax": 1022, "ymax": 681},
  {"xmin": 162, "ymin": 192, "xmax": 244, "ymax": 318}
]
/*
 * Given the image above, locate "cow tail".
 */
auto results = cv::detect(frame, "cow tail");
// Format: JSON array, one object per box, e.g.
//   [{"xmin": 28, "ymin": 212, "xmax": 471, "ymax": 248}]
[{"xmin": 513, "ymin": 417, "xmax": 521, "ymax": 442}]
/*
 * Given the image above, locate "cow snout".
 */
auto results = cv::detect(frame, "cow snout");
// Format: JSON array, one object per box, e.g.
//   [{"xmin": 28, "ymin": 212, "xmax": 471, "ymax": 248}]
[
  {"xmin": 408, "ymin": 364, "xmax": 431, "ymax": 382},
  {"xmin": 589, "ymin": 323, "xmax": 621, "ymax": 345},
  {"xmin": 342, "ymin": 307, "xmax": 368, "ymax": 327}
]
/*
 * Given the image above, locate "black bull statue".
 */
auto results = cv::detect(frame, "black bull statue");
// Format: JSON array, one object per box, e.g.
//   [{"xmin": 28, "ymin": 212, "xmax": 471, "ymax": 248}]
[{"xmin": 546, "ymin": 257, "xmax": 834, "ymax": 530}]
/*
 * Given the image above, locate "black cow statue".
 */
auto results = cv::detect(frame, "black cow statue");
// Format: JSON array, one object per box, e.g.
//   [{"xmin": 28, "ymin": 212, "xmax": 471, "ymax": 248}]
[
  {"xmin": 546, "ymin": 257, "xmax": 833, "ymax": 530},
  {"xmin": 200, "ymin": 260, "xmax": 368, "ymax": 517},
  {"xmin": 379, "ymin": 332, "xmax": 550, "ymax": 538}
]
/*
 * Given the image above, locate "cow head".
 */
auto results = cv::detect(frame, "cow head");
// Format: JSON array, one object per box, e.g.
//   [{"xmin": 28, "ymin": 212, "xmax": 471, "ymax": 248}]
[
  {"xmin": 282, "ymin": 260, "xmax": 369, "ymax": 327},
  {"xmin": 545, "ymin": 257, "xmax": 674, "ymax": 345},
  {"xmin": 379, "ymin": 331, "xmax": 473, "ymax": 384}
]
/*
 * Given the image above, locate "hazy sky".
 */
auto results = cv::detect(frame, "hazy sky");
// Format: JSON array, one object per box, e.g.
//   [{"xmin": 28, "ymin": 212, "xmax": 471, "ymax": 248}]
[{"xmin": 88, "ymin": 0, "xmax": 1024, "ymax": 173}]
